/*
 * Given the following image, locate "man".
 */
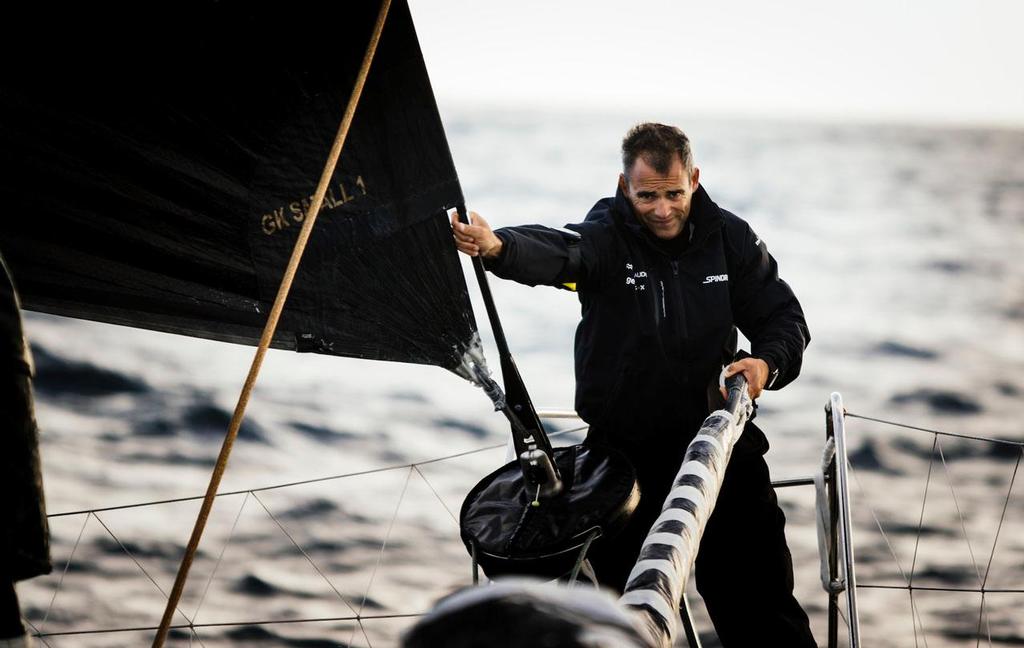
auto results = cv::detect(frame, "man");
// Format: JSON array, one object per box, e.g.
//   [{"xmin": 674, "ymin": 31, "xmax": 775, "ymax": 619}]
[{"xmin": 452, "ymin": 123, "xmax": 815, "ymax": 646}]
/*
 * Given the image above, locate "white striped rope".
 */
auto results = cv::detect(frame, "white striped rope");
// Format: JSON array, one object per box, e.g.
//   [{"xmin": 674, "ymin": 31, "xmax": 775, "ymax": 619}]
[{"xmin": 619, "ymin": 401, "xmax": 752, "ymax": 648}]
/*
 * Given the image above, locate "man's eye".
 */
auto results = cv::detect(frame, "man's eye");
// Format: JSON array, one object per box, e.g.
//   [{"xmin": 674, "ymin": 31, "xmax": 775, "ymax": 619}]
[
  {"xmin": 637, "ymin": 193, "xmax": 655, "ymax": 202},
  {"xmin": 667, "ymin": 191, "xmax": 683, "ymax": 199}
]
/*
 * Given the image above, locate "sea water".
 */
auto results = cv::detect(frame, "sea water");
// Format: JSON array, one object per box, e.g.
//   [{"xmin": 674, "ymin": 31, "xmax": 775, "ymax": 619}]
[{"xmin": 18, "ymin": 109, "xmax": 1024, "ymax": 646}]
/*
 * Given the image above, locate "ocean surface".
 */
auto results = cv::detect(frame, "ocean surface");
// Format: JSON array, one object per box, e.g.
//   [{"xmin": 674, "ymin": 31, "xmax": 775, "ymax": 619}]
[{"xmin": 17, "ymin": 109, "xmax": 1024, "ymax": 647}]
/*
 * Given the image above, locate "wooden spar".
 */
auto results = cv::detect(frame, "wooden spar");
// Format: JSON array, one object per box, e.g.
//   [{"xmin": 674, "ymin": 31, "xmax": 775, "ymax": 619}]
[
  {"xmin": 150, "ymin": 1, "xmax": 393, "ymax": 645},
  {"xmin": 619, "ymin": 376, "xmax": 753, "ymax": 648}
]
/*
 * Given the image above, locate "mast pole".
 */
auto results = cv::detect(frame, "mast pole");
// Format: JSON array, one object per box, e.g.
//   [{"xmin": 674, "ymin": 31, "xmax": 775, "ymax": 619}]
[
  {"xmin": 454, "ymin": 206, "xmax": 553, "ymax": 454},
  {"xmin": 151, "ymin": 1, "xmax": 393, "ymax": 644},
  {"xmin": 455, "ymin": 205, "xmax": 560, "ymax": 494}
]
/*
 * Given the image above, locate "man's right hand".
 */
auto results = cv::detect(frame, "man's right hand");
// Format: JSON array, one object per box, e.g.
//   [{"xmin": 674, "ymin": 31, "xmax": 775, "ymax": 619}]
[{"xmin": 450, "ymin": 210, "xmax": 503, "ymax": 259}]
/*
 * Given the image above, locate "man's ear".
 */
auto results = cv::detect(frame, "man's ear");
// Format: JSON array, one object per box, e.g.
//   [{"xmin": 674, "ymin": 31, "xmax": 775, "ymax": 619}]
[
  {"xmin": 690, "ymin": 167, "xmax": 700, "ymax": 189},
  {"xmin": 618, "ymin": 173, "xmax": 628, "ymax": 193}
]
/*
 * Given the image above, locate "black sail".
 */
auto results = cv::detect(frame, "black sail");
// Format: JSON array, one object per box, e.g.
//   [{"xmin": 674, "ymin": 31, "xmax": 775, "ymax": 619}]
[{"xmin": 0, "ymin": 1, "xmax": 477, "ymax": 372}]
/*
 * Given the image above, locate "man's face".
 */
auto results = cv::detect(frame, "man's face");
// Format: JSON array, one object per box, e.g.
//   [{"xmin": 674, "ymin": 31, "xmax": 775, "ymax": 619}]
[{"xmin": 620, "ymin": 155, "xmax": 700, "ymax": 240}]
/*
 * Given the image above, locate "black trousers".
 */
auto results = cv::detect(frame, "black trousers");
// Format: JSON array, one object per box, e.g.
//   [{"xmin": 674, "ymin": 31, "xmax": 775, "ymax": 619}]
[{"xmin": 587, "ymin": 448, "xmax": 817, "ymax": 647}]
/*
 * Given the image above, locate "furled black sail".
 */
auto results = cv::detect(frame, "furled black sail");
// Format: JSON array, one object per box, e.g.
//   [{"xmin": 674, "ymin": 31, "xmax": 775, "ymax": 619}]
[{"xmin": 0, "ymin": 1, "xmax": 476, "ymax": 372}]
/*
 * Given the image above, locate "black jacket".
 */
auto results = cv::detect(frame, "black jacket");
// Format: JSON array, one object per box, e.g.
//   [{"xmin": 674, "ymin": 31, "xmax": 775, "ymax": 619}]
[{"xmin": 486, "ymin": 185, "xmax": 809, "ymax": 461}]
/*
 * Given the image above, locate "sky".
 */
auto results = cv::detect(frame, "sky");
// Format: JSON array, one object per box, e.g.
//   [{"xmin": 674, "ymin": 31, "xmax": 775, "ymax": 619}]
[{"xmin": 409, "ymin": 0, "xmax": 1024, "ymax": 128}]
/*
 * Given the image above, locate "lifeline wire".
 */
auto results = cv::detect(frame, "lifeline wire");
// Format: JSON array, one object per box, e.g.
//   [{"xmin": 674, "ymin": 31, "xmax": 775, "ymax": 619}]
[
  {"xmin": 49, "ymin": 424, "xmax": 589, "ymax": 519},
  {"xmin": 34, "ymin": 425, "xmax": 572, "ymax": 642},
  {"xmin": 34, "ymin": 613, "xmax": 424, "ymax": 638},
  {"xmin": 845, "ymin": 412, "xmax": 1024, "ymax": 447},
  {"xmin": 31, "ymin": 410, "xmax": 1023, "ymax": 644},
  {"xmin": 844, "ymin": 414, "xmax": 1024, "ymax": 647}
]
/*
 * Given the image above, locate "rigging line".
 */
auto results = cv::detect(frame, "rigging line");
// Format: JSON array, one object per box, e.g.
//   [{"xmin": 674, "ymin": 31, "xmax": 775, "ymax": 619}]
[
  {"xmin": 151, "ymin": 1, "xmax": 395, "ymax": 646},
  {"xmin": 412, "ymin": 465, "xmax": 459, "ymax": 526},
  {"xmin": 909, "ymin": 435, "xmax": 939, "ymax": 587},
  {"xmin": 859, "ymin": 584, "xmax": 1024, "ymax": 593},
  {"xmin": 358, "ymin": 617, "xmax": 374, "ymax": 648},
  {"xmin": 847, "ymin": 456, "xmax": 935, "ymax": 640},
  {"xmin": 34, "ymin": 613, "xmax": 425, "ymax": 638},
  {"xmin": 976, "ymin": 447, "xmax": 1021, "ymax": 648},
  {"xmin": 909, "ymin": 434, "xmax": 939, "ymax": 645},
  {"xmin": 48, "ymin": 425, "xmax": 590, "ymax": 519},
  {"xmin": 39, "ymin": 510, "xmax": 91, "ymax": 632},
  {"xmin": 975, "ymin": 591, "xmax": 991, "ymax": 648},
  {"xmin": 23, "ymin": 618, "xmax": 56, "ymax": 648},
  {"xmin": 345, "ymin": 615, "xmax": 360, "ymax": 648},
  {"xmin": 936, "ymin": 441, "xmax": 984, "ymax": 587},
  {"xmin": 359, "ymin": 467, "xmax": 414, "ymax": 617},
  {"xmin": 92, "ymin": 517, "xmax": 215, "ymax": 647},
  {"xmin": 191, "ymin": 492, "xmax": 251, "ymax": 626},
  {"xmin": 910, "ymin": 586, "xmax": 920, "ymax": 648},
  {"xmin": 909, "ymin": 588, "xmax": 931, "ymax": 648},
  {"xmin": 845, "ymin": 413, "xmax": 1024, "ymax": 447},
  {"xmin": 979, "ymin": 447, "xmax": 1022, "ymax": 589},
  {"xmin": 848, "ymin": 461, "xmax": 911, "ymax": 584},
  {"xmin": 836, "ymin": 603, "xmax": 850, "ymax": 631},
  {"xmin": 182, "ymin": 625, "xmax": 208, "ymax": 648},
  {"xmin": 190, "ymin": 620, "xmax": 211, "ymax": 648},
  {"xmin": 92, "ymin": 511, "xmax": 195, "ymax": 627},
  {"xmin": 249, "ymin": 491, "xmax": 360, "ymax": 618}
]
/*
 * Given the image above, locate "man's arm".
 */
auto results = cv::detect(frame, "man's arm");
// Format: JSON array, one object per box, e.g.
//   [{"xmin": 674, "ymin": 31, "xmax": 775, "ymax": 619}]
[
  {"xmin": 450, "ymin": 210, "xmax": 594, "ymax": 288},
  {"xmin": 727, "ymin": 218, "xmax": 810, "ymax": 395}
]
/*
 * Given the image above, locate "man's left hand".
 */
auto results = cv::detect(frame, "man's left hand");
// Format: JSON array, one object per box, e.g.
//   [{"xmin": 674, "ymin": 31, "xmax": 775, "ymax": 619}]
[{"xmin": 721, "ymin": 357, "xmax": 770, "ymax": 401}]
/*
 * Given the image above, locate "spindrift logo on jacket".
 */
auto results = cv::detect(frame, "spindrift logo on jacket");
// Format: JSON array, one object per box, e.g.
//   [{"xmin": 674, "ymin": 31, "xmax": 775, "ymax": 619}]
[{"xmin": 702, "ymin": 274, "xmax": 729, "ymax": 285}]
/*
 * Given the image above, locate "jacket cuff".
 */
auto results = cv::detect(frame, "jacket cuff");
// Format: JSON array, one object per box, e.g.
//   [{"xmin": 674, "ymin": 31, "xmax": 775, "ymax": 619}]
[
  {"xmin": 757, "ymin": 353, "xmax": 783, "ymax": 390},
  {"xmin": 481, "ymin": 230, "xmax": 510, "ymax": 271}
]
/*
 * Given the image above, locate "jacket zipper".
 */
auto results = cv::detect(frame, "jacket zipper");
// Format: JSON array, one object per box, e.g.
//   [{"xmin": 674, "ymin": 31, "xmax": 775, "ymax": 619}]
[
  {"xmin": 658, "ymin": 261, "xmax": 679, "ymax": 320},
  {"xmin": 667, "ymin": 259, "xmax": 687, "ymax": 339}
]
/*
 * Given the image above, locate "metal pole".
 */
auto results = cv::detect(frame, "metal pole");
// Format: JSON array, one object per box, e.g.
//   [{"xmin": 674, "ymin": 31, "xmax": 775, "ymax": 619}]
[
  {"xmin": 825, "ymin": 402, "xmax": 840, "ymax": 648},
  {"xmin": 830, "ymin": 392, "xmax": 861, "ymax": 646},
  {"xmin": 679, "ymin": 593, "xmax": 704, "ymax": 648},
  {"xmin": 455, "ymin": 206, "xmax": 553, "ymax": 456}
]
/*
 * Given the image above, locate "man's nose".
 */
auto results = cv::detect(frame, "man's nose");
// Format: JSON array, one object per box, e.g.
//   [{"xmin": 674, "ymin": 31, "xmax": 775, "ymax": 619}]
[{"xmin": 655, "ymin": 198, "xmax": 672, "ymax": 218}]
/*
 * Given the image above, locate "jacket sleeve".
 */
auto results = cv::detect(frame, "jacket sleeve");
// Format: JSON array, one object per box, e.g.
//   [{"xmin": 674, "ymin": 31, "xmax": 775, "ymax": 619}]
[
  {"xmin": 727, "ymin": 219, "xmax": 810, "ymax": 390},
  {"xmin": 483, "ymin": 224, "xmax": 604, "ymax": 288}
]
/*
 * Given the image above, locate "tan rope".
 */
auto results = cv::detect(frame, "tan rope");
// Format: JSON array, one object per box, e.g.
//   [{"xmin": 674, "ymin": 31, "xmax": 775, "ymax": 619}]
[{"xmin": 151, "ymin": 1, "xmax": 393, "ymax": 644}]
